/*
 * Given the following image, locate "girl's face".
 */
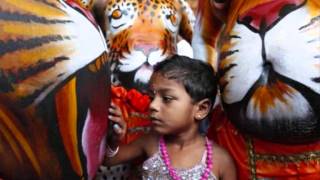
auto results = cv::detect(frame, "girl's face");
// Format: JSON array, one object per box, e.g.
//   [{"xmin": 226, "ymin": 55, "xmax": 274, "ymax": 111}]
[{"xmin": 149, "ymin": 73, "xmax": 198, "ymax": 135}]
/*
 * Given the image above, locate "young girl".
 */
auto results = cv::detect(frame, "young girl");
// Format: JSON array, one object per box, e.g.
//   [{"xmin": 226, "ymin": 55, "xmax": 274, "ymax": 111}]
[{"xmin": 104, "ymin": 55, "xmax": 236, "ymax": 180}]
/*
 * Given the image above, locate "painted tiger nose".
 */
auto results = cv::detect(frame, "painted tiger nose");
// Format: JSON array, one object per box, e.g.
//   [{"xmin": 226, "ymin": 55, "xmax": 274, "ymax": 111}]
[
  {"xmin": 238, "ymin": 0, "xmax": 304, "ymax": 32},
  {"xmin": 134, "ymin": 44, "xmax": 159, "ymax": 56}
]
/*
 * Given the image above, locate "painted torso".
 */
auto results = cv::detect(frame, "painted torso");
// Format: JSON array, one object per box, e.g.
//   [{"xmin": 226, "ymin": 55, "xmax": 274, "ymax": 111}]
[
  {"xmin": 0, "ymin": 0, "xmax": 109, "ymax": 179},
  {"xmin": 194, "ymin": 0, "xmax": 320, "ymax": 143},
  {"xmin": 105, "ymin": 0, "xmax": 194, "ymax": 91},
  {"xmin": 218, "ymin": 0, "xmax": 320, "ymax": 143}
]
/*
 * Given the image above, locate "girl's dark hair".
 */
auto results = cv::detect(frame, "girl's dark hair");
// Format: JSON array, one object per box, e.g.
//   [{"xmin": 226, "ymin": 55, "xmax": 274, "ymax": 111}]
[{"xmin": 153, "ymin": 55, "xmax": 218, "ymax": 134}]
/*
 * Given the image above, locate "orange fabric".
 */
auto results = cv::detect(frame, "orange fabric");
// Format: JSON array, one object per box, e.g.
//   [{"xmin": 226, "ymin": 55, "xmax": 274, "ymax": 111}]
[
  {"xmin": 208, "ymin": 107, "xmax": 320, "ymax": 180},
  {"xmin": 111, "ymin": 86, "xmax": 151, "ymax": 144}
]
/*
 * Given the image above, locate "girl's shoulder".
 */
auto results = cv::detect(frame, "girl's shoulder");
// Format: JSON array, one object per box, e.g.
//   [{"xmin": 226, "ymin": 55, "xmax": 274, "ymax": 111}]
[
  {"xmin": 136, "ymin": 132, "xmax": 160, "ymax": 156},
  {"xmin": 211, "ymin": 142, "xmax": 232, "ymax": 160},
  {"xmin": 211, "ymin": 141, "xmax": 237, "ymax": 179}
]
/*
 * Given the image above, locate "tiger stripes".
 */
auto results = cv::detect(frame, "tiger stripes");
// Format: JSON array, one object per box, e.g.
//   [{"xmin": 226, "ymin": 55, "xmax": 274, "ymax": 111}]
[
  {"xmin": 194, "ymin": 0, "xmax": 320, "ymax": 143},
  {"xmin": 0, "ymin": 0, "xmax": 110, "ymax": 179}
]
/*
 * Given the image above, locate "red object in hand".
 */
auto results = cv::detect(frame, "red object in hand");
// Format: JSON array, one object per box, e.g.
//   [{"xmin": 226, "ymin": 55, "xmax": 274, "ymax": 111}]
[{"xmin": 111, "ymin": 86, "xmax": 151, "ymax": 144}]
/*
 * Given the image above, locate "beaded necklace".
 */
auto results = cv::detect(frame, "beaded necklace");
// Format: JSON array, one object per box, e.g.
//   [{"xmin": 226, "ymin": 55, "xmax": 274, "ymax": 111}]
[{"xmin": 159, "ymin": 136, "xmax": 213, "ymax": 180}]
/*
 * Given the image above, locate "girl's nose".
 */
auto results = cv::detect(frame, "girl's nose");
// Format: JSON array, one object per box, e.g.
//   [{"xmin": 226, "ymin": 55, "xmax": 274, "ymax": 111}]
[{"xmin": 149, "ymin": 97, "xmax": 159, "ymax": 112}]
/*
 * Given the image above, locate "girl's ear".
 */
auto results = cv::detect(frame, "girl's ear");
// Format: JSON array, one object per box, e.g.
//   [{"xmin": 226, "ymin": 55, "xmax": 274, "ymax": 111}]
[{"xmin": 194, "ymin": 98, "xmax": 212, "ymax": 121}]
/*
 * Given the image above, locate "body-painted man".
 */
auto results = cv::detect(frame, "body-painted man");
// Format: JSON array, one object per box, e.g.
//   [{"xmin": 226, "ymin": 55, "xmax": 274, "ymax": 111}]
[
  {"xmin": 0, "ymin": 0, "xmax": 110, "ymax": 179},
  {"xmin": 193, "ymin": 0, "xmax": 320, "ymax": 179}
]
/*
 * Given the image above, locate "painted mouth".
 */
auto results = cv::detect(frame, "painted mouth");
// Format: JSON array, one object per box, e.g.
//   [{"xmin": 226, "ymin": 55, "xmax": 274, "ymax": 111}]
[{"xmin": 134, "ymin": 64, "xmax": 154, "ymax": 84}]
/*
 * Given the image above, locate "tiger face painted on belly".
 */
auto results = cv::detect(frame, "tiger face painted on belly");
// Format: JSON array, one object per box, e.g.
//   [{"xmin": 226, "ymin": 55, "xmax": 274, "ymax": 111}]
[{"xmin": 194, "ymin": 0, "xmax": 320, "ymax": 143}]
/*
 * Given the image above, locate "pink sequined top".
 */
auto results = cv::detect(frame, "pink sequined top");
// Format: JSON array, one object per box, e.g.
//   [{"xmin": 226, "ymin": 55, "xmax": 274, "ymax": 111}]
[{"xmin": 142, "ymin": 141, "xmax": 217, "ymax": 180}]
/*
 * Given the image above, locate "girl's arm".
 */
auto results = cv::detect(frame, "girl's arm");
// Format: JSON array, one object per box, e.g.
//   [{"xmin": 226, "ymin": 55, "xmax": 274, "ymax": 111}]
[
  {"xmin": 103, "ymin": 102, "xmax": 148, "ymax": 166},
  {"xmin": 220, "ymin": 153, "xmax": 237, "ymax": 180},
  {"xmin": 103, "ymin": 134, "xmax": 149, "ymax": 166},
  {"xmin": 214, "ymin": 144, "xmax": 237, "ymax": 180}
]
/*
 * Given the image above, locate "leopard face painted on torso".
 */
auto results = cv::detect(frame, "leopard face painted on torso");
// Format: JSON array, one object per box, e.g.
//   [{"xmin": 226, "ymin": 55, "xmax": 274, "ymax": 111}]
[{"xmin": 105, "ymin": 0, "xmax": 195, "ymax": 92}]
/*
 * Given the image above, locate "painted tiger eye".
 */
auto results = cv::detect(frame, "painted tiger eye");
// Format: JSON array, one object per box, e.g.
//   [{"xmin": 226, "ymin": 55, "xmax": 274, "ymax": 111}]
[
  {"xmin": 170, "ymin": 14, "xmax": 177, "ymax": 26},
  {"xmin": 112, "ymin": 9, "xmax": 122, "ymax": 19}
]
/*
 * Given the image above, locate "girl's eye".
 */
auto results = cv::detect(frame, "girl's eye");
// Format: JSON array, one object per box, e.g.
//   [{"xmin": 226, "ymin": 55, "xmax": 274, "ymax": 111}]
[{"xmin": 162, "ymin": 96, "xmax": 173, "ymax": 103}]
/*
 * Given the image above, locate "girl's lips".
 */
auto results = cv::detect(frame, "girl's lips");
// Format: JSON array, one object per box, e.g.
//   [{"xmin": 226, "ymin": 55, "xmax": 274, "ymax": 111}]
[{"xmin": 150, "ymin": 116, "xmax": 162, "ymax": 125}]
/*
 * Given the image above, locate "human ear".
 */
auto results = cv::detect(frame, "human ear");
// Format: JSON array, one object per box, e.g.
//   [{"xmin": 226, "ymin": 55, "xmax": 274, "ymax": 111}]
[{"xmin": 194, "ymin": 98, "xmax": 212, "ymax": 121}]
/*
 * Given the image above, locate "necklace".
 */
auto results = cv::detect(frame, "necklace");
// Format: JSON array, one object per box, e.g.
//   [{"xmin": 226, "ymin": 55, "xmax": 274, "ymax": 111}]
[{"xmin": 159, "ymin": 136, "xmax": 213, "ymax": 180}]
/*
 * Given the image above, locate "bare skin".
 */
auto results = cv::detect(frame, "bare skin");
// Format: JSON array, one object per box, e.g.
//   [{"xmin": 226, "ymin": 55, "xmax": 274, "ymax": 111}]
[{"xmin": 104, "ymin": 73, "xmax": 236, "ymax": 179}]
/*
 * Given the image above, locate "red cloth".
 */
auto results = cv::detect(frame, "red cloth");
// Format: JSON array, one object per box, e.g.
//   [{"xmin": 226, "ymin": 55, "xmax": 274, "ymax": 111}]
[{"xmin": 111, "ymin": 86, "xmax": 151, "ymax": 144}]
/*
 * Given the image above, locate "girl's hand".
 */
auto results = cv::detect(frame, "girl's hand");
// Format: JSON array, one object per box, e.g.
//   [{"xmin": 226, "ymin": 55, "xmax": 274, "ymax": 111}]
[{"xmin": 108, "ymin": 102, "xmax": 127, "ymax": 142}]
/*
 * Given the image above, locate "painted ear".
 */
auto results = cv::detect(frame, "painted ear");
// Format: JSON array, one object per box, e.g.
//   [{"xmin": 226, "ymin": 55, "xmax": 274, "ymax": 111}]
[{"xmin": 195, "ymin": 99, "xmax": 212, "ymax": 121}]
